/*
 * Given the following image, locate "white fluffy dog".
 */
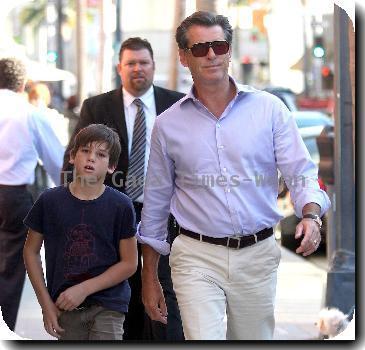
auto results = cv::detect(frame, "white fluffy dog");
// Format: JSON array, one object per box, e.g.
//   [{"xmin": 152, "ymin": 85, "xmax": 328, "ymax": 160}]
[{"xmin": 316, "ymin": 307, "xmax": 355, "ymax": 339}]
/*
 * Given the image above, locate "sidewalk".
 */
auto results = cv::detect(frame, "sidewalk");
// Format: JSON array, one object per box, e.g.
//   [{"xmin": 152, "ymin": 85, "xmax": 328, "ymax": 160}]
[
  {"xmin": 14, "ymin": 245, "xmax": 327, "ymax": 341},
  {"xmin": 274, "ymin": 247, "xmax": 327, "ymax": 340}
]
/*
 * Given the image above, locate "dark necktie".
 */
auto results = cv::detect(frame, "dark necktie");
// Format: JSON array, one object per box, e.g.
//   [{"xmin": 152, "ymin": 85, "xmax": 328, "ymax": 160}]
[{"xmin": 125, "ymin": 98, "xmax": 146, "ymax": 201}]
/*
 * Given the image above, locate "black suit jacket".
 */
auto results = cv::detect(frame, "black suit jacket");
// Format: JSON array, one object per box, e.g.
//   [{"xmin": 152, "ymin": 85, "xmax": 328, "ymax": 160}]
[{"xmin": 62, "ymin": 85, "xmax": 184, "ymax": 191}]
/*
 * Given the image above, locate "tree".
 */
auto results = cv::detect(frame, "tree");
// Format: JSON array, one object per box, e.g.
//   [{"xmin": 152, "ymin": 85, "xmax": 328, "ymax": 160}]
[
  {"xmin": 168, "ymin": 0, "xmax": 185, "ymax": 90},
  {"xmin": 19, "ymin": 0, "xmax": 47, "ymax": 30},
  {"xmin": 19, "ymin": 0, "xmax": 76, "ymax": 31}
]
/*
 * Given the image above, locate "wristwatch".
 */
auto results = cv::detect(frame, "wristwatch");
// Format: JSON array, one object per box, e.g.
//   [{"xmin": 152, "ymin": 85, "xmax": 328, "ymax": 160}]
[{"xmin": 303, "ymin": 214, "xmax": 322, "ymax": 229}]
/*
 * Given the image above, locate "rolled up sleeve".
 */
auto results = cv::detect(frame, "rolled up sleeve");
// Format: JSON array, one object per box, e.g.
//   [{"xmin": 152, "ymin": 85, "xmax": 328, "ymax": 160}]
[{"xmin": 138, "ymin": 118, "xmax": 175, "ymax": 255}]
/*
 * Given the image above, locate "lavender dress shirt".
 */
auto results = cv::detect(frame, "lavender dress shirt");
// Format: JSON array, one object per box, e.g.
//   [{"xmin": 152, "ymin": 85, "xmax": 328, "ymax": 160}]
[{"xmin": 137, "ymin": 79, "xmax": 330, "ymax": 255}]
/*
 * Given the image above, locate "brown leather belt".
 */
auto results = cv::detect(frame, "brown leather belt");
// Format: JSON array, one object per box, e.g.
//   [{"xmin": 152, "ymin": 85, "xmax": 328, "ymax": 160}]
[{"xmin": 179, "ymin": 227, "xmax": 273, "ymax": 249}]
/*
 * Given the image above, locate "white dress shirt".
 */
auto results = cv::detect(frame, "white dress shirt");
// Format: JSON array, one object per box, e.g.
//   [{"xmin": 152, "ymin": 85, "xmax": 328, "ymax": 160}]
[
  {"xmin": 123, "ymin": 86, "xmax": 157, "ymax": 203},
  {"xmin": 0, "ymin": 89, "xmax": 64, "ymax": 186}
]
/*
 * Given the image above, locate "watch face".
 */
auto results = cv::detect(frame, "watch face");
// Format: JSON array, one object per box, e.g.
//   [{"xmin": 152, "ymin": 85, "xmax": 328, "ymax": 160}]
[
  {"xmin": 303, "ymin": 214, "xmax": 322, "ymax": 228},
  {"xmin": 315, "ymin": 218, "xmax": 322, "ymax": 228}
]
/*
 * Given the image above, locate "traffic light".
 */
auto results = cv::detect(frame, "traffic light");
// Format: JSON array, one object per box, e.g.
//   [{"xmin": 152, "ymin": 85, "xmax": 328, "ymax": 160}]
[
  {"xmin": 321, "ymin": 66, "xmax": 334, "ymax": 90},
  {"xmin": 313, "ymin": 36, "xmax": 325, "ymax": 58},
  {"xmin": 47, "ymin": 50, "xmax": 58, "ymax": 63}
]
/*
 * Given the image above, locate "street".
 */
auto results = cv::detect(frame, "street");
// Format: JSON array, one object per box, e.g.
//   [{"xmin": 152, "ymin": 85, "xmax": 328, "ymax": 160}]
[{"xmin": 13, "ymin": 243, "xmax": 327, "ymax": 341}]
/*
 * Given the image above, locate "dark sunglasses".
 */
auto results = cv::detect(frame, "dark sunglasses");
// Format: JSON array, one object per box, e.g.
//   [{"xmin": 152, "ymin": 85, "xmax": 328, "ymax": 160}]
[{"xmin": 185, "ymin": 40, "xmax": 230, "ymax": 57}]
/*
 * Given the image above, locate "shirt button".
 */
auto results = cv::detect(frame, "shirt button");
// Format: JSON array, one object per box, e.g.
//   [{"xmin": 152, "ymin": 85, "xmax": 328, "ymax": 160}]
[
  {"xmin": 218, "ymin": 145, "xmax": 225, "ymax": 149},
  {"xmin": 223, "ymin": 167, "xmax": 227, "ymax": 172},
  {"xmin": 226, "ymin": 187, "xmax": 231, "ymax": 193},
  {"xmin": 216, "ymin": 124, "xmax": 221, "ymax": 128}
]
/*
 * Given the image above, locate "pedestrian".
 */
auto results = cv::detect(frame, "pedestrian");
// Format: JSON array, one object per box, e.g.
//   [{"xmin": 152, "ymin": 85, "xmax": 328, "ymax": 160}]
[
  {"xmin": 0, "ymin": 57, "xmax": 64, "ymax": 331},
  {"xmin": 62, "ymin": 37, "xmax": 185, "ymax": 341},
  {"xmin": 23, "ymin": 124, "xmax": 138, "ymax": 340},
  {"xmin": 28, "ymin": 82, "xmax": 69, "ymax": 146},
  {"xmin": 138, "ymin": 11, "xmax": 331, "ymax": 340},
  {"xmin": 64, "ymin": 94, "xmax": 80, "ymax": 140}
]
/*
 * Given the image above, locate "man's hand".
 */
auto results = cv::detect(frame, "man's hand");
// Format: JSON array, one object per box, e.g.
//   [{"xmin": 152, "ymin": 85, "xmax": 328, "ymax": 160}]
[
  {"xmin": 295, "ymin": 218, "xmax": 321, "ymax": 256},
  {"xmin": 55, "ymin": 284, "xmax": 87, "ymax": 311},
  {"xmin": 142, "ymin": 274, "xmax": 167, "ymax": 324},
  {"xmin": 42, "ymin": 302, "xmax": 64, "ymax": 338}
]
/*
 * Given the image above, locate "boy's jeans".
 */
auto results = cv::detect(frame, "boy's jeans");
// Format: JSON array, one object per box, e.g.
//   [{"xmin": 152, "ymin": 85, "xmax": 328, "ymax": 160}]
[{"xmin": 58, "ymin": 305, "xmax": 125, "ymax": 340}]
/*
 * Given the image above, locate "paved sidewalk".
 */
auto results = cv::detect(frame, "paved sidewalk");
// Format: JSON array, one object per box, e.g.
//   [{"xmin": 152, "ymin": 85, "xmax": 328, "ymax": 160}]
[
  {"xmin": 274, "ymin": 247, "xmax": 326, "ymax": 340},
  {"xmin": 14, "ymin": 245, "xmax": 327, "ymax": 341}
]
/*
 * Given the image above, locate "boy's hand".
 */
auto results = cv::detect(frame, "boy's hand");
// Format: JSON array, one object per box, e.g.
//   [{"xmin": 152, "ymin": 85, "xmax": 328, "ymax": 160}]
[
  {"xmin": 42, "ymin": 302, "xmax": 64, "ymax": 338},
  {"xmin": 55, "ymin": 284, "xmax": 87, "ymax": 311}
]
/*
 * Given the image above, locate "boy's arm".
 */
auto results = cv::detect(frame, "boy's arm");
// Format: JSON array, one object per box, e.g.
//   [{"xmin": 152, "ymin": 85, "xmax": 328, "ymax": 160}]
[
  {"xmin": 23, "ymin": 229, "xmax": 64, "ymax": 338},
  {"xmin": 55, "ymin": 236, "xmax": 138, "ymax": 311}
]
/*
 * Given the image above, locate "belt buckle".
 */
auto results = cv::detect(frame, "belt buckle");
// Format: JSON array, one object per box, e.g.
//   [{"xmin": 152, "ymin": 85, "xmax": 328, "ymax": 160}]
[{"xmin": 227, "ymin": 237, "xmax": 241, "ymax": 249}]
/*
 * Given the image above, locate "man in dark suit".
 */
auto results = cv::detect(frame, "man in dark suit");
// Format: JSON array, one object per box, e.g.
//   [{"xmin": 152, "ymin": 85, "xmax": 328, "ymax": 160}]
[{"xmin": 62, "ymin": 37, "xmax": 184, "ymax": 341}]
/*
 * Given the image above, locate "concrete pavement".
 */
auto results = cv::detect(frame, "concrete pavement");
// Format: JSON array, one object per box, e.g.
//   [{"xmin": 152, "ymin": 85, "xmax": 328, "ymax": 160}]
[
  {"xmin": 274, "ymin": 246, "xmax": 326, "ymax": 340},
  {"xmin": 13, "ymin": 244, "xmax": 327, "ymax": 341}
]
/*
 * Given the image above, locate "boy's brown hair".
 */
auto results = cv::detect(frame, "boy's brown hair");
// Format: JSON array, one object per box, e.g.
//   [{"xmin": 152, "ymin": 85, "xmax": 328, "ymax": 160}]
[{"xmin": 70, "ymin": 124, "xmax": 121, "ymax": 167}]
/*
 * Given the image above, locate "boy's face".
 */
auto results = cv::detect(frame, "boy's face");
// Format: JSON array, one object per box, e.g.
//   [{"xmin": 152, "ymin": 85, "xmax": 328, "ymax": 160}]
[{"xmin": 69, "ymin": 141, "xmax": 116, "ymax": 183}]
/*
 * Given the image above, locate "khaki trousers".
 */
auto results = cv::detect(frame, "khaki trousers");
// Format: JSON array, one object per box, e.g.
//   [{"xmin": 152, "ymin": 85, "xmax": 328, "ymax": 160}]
[
  {"xmin": 58, "ymin": 305, "xmax": 125, "ymax": 340},
  {"xmin": 170, "ymin": 233, "xmax": 281, "ymax": 340}
]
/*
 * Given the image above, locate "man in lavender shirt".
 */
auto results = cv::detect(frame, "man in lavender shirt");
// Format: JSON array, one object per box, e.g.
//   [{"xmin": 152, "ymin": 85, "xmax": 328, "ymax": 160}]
[{"xmin": 137, "ymin": 11, "xmax": 330, "ymax": 340}]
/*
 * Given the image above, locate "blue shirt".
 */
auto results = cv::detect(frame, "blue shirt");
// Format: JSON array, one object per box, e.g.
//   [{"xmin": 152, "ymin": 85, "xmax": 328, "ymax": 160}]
[
  {"xmin": 137, "ymin": 79, "xmax": 330, "ymax": 255},
  {"xmin": 24, "ymin": 185, "xmax": 136, "ymax": 313}
]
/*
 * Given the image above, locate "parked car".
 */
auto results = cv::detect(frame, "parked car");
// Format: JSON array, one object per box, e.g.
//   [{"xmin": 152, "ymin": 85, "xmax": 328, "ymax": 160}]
[
  {"xmin": 263, "ymin": 86, "xmax": 298, "ymax": 111},
  {"xmin": 278, "ymin": 111, "xmax": 333, "ymax": 251},
  {"xmin": 278, "ymin": 111, "xmax": 332, "ymax": 196},
  {"xmin": 294, "ymin": 111, "xmax": 333, "ymax": 164}
]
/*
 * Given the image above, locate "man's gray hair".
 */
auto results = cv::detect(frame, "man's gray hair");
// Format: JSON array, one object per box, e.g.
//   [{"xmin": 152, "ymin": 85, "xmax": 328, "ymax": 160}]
[
  {"xmin": 0, "ymin": 58, "xmax": 27, "ymax": 92},
  {"xmin": 175, "ymin": 11, "xmax": 233, "ymax": 49}
]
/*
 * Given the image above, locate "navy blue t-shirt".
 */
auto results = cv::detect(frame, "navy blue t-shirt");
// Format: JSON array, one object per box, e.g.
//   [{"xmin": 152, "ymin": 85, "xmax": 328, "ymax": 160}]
[{"xmin": 24, "ymin": 185, "xmax": 136, "ymax": 314}]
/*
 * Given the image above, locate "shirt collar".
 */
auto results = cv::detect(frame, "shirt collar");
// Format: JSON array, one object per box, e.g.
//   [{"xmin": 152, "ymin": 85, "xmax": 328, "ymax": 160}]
[
  {"xmin": 179, "ymin": 76, "xmax": 258, "ymax": 106},
  {"xmin": 123, "ymin": 85, "xmax": 154, "ymax": 108}
]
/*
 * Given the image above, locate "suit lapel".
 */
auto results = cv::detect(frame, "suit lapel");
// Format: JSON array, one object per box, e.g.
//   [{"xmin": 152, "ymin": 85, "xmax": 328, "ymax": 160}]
[
  {"xmin": 154, "ymin": 86, "xmax": 168, "ymax": 115},
  {"xmin": 107, "ymin": 88, "xmax": 128, "ymax": 147}
]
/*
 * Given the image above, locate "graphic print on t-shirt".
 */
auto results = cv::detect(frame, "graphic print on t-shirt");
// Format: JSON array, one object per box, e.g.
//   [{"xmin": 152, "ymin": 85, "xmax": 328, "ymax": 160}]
[{"xmin": 63, "ymin": 208, "xmax": 98, "ymax": 282}]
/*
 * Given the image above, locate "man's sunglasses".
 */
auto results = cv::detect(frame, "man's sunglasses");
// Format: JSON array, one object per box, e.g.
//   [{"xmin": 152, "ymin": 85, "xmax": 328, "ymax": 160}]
[{"xmin": 185, "ymin": 40, "xmax": 230, "ymax": 57}]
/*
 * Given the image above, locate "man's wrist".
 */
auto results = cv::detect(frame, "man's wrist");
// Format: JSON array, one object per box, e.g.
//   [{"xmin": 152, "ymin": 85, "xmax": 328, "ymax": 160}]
[
  {"xmin": 302, "ymin": 213, "xmax": 322, "ymax": 228},
  {"xmin": 141, "ymin": 268, "xmax": 159, "ymax": 281}
]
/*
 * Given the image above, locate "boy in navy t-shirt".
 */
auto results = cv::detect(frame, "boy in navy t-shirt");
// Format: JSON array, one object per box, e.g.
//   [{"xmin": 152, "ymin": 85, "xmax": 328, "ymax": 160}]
[{"xmin": 23, "ymin": 124, "xmax": 138, "ymax": 340}]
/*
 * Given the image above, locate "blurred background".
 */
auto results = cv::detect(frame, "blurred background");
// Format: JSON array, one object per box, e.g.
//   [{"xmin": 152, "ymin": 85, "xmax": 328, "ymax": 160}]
[
  {"xmin": 1, "ymin": 0, "xmax": 355, "ymax": 284},
  {"xmin": 1, "ymin": 1, "xmax": 355, "ymax": 339},
  {"xmin": 1, "ymin": 0, "xmax": 339, "ymax": 113}
]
